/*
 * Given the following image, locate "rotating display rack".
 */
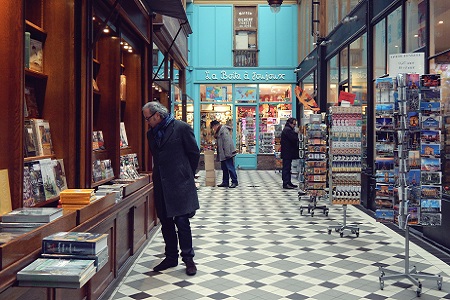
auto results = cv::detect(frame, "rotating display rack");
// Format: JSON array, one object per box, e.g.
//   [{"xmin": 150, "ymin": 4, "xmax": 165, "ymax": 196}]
[
  {"xmin": 300, "ymin": 114, "xmax": 329, "ymax": 217},
  {"xmin": 327, "ymin": 106, "xmax": 362, "ymax": 237},
  {"xmin": 376, "ymin": 74, "xmax": 443, "ymax": 297}
]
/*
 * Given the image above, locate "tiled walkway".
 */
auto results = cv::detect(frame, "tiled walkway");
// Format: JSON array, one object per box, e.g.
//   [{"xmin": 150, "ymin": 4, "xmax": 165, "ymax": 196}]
[{"xmin": 109, "ymin": 170, "xmax": 450, "ymax": 300}]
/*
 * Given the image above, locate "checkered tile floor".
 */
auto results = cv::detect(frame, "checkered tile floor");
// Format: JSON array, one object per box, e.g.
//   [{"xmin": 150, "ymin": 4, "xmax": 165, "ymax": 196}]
[{"xmin": 109, "ymin": 170, "xmax": 450, "ymax": 300}]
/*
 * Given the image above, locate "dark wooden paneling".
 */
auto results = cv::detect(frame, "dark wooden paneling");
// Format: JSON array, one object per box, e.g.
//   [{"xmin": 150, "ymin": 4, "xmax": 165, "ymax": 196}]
[
  {"xmin": 0, "ymin": 1, "xmax": 24, "ymax": 209},
  {"xmin": 116, "ymin": 208, "xmax": 132, "ymax": 271},
  {"xmin": 133, "ymin": 197, "xmax": 147, "ymax": 253}
]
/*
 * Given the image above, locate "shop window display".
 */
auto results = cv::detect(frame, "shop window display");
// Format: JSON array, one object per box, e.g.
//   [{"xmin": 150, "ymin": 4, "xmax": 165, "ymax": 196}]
[
  {"xmin": 236, "ymin": 106, "xmax": 256, "ymax": 154},
  {"xmin": 200, "ymin": 105, "xmax": 232, "ymax": 152}
]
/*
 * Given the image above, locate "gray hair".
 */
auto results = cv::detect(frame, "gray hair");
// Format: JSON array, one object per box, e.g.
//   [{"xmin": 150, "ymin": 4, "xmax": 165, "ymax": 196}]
[{"xmin": 142, "ymin": 101, "xmax": 169, "ymax": 118}]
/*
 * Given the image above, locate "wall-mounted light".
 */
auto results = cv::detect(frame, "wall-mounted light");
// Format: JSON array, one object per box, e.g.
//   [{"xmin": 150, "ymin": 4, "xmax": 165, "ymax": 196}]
[
  {"xmin": 267, "ymin": 0, "xmax": 283, "ymax": 14},
  {"xmin": 103, "ymin": 26, "xmax": 110, "ymax": 33}
]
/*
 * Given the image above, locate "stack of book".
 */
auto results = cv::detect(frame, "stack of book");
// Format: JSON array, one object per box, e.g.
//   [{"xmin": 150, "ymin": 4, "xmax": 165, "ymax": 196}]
[
  {"xmin": 41, "ymin": 231, "xmax": 109, "ymax": 271},
  {"xmin": 96, "ymin": 183, "xmax": 125, "ymax": 202},
  {"xmin": 17, "ymin": 258, "xmax": 96, "ymax": 289},
  {"xmin": 59, "ymin": 189, "xmax": 96, "ymax": 209},
  {"xmin": 0, "ymin": 207, "xmax": 63, "ymax": 233}
]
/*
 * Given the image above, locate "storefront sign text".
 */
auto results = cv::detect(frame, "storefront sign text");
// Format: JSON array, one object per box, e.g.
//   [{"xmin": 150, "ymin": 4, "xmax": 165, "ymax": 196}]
[{"xmin": 204, "ymin": 70, "xmax": 286, "ymax": 81}]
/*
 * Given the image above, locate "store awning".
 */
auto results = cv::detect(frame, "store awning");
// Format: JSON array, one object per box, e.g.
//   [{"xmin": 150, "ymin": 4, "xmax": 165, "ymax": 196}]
[{"xmin": 143, "ymin": 0, "xmax": 188, "ymax": 21}]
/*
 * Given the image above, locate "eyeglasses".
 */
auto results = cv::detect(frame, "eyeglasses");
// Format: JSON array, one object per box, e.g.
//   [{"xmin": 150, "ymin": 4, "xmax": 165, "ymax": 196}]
[{"xmin": 145, "ymin": 112, "xmax": 157, "ymax": 122}]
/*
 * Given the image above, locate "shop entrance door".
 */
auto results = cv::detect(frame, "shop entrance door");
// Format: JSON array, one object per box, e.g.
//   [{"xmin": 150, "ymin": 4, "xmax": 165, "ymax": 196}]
[{"xmin": 235, "ymin": 105, "xmax": 257, "ymax": 169}]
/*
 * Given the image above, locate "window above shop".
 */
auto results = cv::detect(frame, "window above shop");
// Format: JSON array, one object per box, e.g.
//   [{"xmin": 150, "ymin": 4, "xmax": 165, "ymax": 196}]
[{"xmin": 233, "ymin": 6, "xmax": 258, "ymax": 67}]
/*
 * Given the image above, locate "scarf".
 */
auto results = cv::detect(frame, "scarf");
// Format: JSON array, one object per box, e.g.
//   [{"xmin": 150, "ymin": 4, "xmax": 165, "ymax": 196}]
[{"xmin": 152, "ymin": 114, "xmax": 174, "ymax": 147}]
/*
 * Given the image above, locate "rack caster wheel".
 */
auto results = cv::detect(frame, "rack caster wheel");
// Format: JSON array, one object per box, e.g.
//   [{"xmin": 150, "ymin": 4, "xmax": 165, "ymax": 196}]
[
  {"xmin": 437, "ymin": 275, "xmax": 442, "ymax": 290},
  {"xmin": 340, "ymin": 232, "xmax": 344, "ymax": 238},
  {"xmin": 328, "ymin": 229, "xmax": 331, "ymax": 234},
  {"xmin": 311, "ymin": 212, "xmax": 314, "ymax": 217},
  {"xmin": 355, "ymin": 231, "xmax": 359, "ymax": 237},
  {"xmin": 379, "ymin": 280, "xmax": 384, "ymax": 290},
  {"xmin": 416, "ymin": 289, "xmax": 421, "ymax": 297},
  {"xmin": 300, "ymin": 209, "xmax": 303, "ymax": 215},
  {"xmin": 325, "ymin": 211, "xmax": 329, "ymax": 216},
  {"xmin": 335, "ymin": 228, "xmax": 339, "ymax": 232}
]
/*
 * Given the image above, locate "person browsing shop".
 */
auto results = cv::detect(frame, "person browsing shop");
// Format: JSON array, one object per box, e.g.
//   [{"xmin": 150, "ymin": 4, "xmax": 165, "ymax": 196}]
[
  {"xmin": 210, "ymin": 120, "xmax": 238, "ymax": 188},
  {"xmin": 142, "ymin": 101, "xmax": 200, "ymax": 276},
  {"xmin": 281, "ymin": 117, "xmax": 299, "ymax": 189}
]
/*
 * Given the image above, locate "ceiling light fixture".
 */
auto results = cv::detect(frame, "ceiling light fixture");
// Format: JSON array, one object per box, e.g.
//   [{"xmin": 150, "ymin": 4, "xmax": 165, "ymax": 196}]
[{"xmin": 267, "ymin": 0, "xmax": 283, "ymax": 14}]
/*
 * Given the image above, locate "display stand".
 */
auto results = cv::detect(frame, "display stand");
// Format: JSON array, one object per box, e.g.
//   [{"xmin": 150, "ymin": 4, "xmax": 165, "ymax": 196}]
[
  {"xmin": 300, "ymin": 114, "xmax": 329, "ymax": 217},
  {"xmin": 376, "ymin": 74, "xmax": 443, "ymax": 296},
  {"xmin": 327, "ymin": 106, "xmax": 362, "ymax": 237},
  {"xmin": 327, "ymin": 204, "xmax": 359, "ymax": 237}
]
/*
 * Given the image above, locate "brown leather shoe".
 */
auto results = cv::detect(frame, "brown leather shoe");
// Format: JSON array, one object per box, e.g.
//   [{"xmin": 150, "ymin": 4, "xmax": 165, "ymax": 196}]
[{"xmin": 184, "ymin": 259, "xmax": 197, "ymax": 276}]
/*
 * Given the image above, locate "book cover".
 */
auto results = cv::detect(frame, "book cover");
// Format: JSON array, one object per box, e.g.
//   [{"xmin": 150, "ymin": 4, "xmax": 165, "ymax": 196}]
[
  {"xmin": 24, "ymin": 32, "xmax": 30, "ymax": 68},
  {"xmin": 97, "ymin": 131, "xmax": 105, "ymax": 149},
  {"xmin": 40, "ymin": 120, "xmax": 54, "ymax": 156},
  {"xmin": 92, "ymin": 131, "xmax": 99, "ymax": 150},
  {"xmin": 39, "ymin": 158, "xmax": 59, "ymax": 200},
  {"xmin": 92, "ymin": 160, "xmax": 102, "ymax": 182},
  {"xmin": 24, "ymin": 86, "xmax": 40, "ymax": 119},
  {"xmin": 17, "ymin": 258, "xmax": 96, "ymax": 282},
  {"xmin": 41, "ymin": 246, "xmax": 108, "ymax": 270},
  {"xmin": 120, "ymin": 122, "xmax": 129, "ymax": 148},
  {"xmin": 1, "ymin": 207, "xmax": 63, "ymax": 223},
  {"xmin": 29, "ymin": 38, "xmax": 43, "ymax": 72},
  {"xmin": 23, "ymin": 165, "xmax": 35, "ymax": 207},
  {"xmin": 53, "ymin": 159, "xmax": 68, "ymax": 193},
  {"xmin": 42, "ymin": 232, "xmax": 108, "ymax": 255},
  {"xmin": 60, "ymin": 189, "xmax": 94, "ymax": 204},
  {"xmin": 24, "ymin": 120, "xmax": 37, "ymax": 157},
  {"xmin": 26, "ymin": 161, "xmax": 46, "ymax": 203},
  {"xmin": 0, "ymin": 169, "xmax": 12, "ymax": 216}
]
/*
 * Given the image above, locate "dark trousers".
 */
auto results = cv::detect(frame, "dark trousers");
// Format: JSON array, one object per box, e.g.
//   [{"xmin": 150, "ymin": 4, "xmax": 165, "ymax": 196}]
[
  {"xmin": 282, "ymin": 158, "xmax": 292, "ymax": 186},
  {"xmin": 159, "ymin": 213, "xmax": 194, "ymax": 261},
  {"xmin": 220, "ymin": 157, "xmax": 238, "ymax": 184}
]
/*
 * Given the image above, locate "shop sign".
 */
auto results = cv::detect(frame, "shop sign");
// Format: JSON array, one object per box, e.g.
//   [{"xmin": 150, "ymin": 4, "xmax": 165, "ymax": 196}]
[
  {"xmin": 389, "ymin": 53, "xmax": 425, "ymax": 76},
  {"xmin": 204, "ymin": 70, "xmax": 287, "ymax": 82}
]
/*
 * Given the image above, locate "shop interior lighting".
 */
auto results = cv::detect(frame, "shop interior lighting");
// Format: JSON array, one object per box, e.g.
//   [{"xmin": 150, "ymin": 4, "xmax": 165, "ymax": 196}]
[
  {"xmin": 267, "ymin": 0, "xmax": 282, "ymax": 14},
  {"xmin": 103, "ymin": 26, "xmax": 110, "ymax": 33},
  {"xmin": 438, "ymin": 20, "xmax": 444, "ymax": 24}
]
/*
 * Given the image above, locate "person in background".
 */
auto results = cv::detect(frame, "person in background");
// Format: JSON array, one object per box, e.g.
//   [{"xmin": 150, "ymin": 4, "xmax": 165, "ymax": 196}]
[
  {"xmin": 142, "ymin": 101, "xmax": 199, "ymax": 276},
  {"xmin": 210, "ymin": 120, "xmax": 238, "ymax": 188},
  {"xmin": 280, "ymin": 117, "xmax": 299, "ymax": 189}
]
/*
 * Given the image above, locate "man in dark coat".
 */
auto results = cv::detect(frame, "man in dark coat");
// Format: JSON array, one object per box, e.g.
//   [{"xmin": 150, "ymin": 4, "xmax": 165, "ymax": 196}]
[
  {"xmin": 280, "ymin": 117, "xmax": 299, "ymax": 189},
  {"xmin": 143, "ymin": 101, "xmax": 200, "ymax": 276}
]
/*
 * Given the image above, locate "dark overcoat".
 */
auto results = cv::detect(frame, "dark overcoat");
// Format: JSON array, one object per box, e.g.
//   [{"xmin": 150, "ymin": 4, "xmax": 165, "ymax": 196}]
[
  {"xmin": 280, "ymin": 123, "xmax": 300, "ymax": 160},
  {"xmin": 147, "ymin": 119, "xmax": 200, "ymax": 218}
]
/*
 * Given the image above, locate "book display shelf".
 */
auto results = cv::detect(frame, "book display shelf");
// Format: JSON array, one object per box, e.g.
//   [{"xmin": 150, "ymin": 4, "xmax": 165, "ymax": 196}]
[
  {"xmin": 300, "ymin": 114, "xmax": 329, "ymax": 217},
  {"xmin": 327, "ymin": 106, "xmax": 362, "ymax": 237},
  {"xmin": 374, "ymin": 74, "xmax": 443, "ymax": 296},
  {"xmin": 0, "ymin": 0, "xmax": 157, "ymax": 299}
]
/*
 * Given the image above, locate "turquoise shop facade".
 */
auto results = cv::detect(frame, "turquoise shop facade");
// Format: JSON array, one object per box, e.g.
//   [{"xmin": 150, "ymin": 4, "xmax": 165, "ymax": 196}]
[{"xmin": 184, "ymin": 3, "xmax": 299, "ymax": 169}]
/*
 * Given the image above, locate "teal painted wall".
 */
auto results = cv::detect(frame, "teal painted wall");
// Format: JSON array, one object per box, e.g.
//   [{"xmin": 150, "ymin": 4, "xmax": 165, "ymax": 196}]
[
  {"xmin": 258, "ymin": 5, "xmax": 298, "ymax": 67},
  {"xmin": 192, "ymin": 5, "xmax": 234, "ymax": 68}
]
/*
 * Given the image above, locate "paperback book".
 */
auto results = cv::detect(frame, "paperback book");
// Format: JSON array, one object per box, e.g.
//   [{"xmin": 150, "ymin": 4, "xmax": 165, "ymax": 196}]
[
  {"xmin": 1, "ymin": 207, "xmax": 63, "ymax": 223},
  {"xmin": 41, "ymin": 246, "xmax": 109, "ymax": 271}
]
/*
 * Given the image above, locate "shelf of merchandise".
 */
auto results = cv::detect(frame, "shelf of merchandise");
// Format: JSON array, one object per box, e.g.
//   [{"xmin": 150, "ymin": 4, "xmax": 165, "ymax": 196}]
[
  {"xmin": 327, "ymin": 106, "xmax": 362, "ymax": 237},
  {"xmin": 300, "ymin": 117, "xmax": 329, "ymax": 217},
  {"xmin": 375, "ymin": 74, "xmax": 443, "ymax": 296}
]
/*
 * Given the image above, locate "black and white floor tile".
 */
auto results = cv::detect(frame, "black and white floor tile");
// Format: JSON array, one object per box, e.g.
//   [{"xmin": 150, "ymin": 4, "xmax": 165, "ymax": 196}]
[{"xmin": 110, "ymin": 170, "xmax": 450, "ymax": 300}]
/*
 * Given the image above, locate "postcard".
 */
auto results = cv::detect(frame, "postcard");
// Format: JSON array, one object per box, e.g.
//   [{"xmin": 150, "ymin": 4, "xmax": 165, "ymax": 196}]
[
  {"xmin": 421, "ymin": 172, "xmax": 442, "ymax": 185},
  {"xmin": 420, "ymin": 199, "xmax": 441, "ymax": 213}
]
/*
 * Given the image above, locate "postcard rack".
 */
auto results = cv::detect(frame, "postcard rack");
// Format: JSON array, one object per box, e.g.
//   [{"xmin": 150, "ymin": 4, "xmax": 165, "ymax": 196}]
[
  {"xmin": 327, "ymin": 106, "xmax": 362, "ymax": 237},
  {"xmin": 300, "ymin": 114, "xmax": 329, "ymax": 217},
  {"xmin": 376, "ymin": 74, "xmax": 443, "ymax": 296}
]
